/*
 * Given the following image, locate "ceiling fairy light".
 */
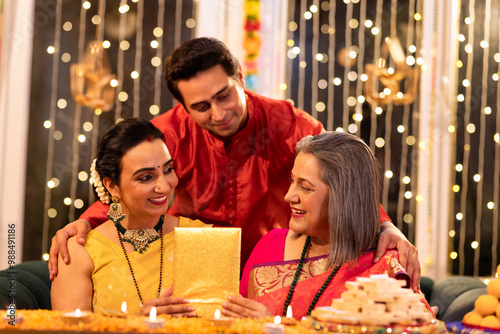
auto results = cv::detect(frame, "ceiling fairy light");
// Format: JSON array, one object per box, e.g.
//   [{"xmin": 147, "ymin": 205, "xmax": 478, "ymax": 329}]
[{"xmin": 364, "ymin": 37, "xmax": 419, "ymax": 106}]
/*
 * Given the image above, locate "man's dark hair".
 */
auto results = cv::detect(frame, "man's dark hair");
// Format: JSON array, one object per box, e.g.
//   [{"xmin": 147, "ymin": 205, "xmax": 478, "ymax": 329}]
[{"xmin": 164, "ymin": 37, "xmax": 240, "ymax": 105}]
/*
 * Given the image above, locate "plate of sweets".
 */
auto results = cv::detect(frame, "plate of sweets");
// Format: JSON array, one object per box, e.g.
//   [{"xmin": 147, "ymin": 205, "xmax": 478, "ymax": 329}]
[{"xmin": 310, "ymin": 274, "xmax": 445, "ymax": 334}]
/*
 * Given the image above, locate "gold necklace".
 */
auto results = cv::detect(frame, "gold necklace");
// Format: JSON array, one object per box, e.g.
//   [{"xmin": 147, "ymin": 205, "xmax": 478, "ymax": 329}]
[
  {"xmin": 116, "ymin": 216, "xmax": 164, "ymax": 306},
  {"xmin": 114, "ymin": 216, "xmax": 164, "ymax": 253}
]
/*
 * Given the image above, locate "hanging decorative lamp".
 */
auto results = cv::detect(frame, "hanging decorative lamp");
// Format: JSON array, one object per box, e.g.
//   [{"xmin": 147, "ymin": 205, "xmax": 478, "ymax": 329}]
[
  {"xmin": 364, "ymin": 37, "xmax": 419, "ymax": 106},
  {"xmin": 70, "ymin": 0, "xmax": 116, "ymax": 112}
]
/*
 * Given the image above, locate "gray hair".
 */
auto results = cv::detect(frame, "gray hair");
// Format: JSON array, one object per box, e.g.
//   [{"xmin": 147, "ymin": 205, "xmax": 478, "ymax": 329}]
[{"xmin": 295, "ymin": 131, "xmax": 381, "ymax": 269}]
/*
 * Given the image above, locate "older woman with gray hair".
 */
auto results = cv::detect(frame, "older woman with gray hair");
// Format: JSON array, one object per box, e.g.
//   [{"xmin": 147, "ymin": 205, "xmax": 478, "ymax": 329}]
[{"xmin": 222, "ymin": 131, "xmax": 430, "ymax": 319}]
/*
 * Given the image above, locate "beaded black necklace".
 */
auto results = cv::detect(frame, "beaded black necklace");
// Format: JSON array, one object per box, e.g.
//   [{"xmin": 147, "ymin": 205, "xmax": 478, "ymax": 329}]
[
  {"xmin": 282, "ymin": 235, "xmax": 341, "ymax": 316},
  {"xmin": 116, "ymin": 215, "xmax": 164, "ymax": 306}
]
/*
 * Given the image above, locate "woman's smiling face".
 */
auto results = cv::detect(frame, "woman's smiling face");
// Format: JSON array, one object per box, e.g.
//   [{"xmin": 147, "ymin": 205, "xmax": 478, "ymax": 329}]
[
  {"xmin": 284, "ymin": 152, "xmax": 330, "ymax": 242},
  {"xmin": 114, "ymin": 138, "xmax": 178, "ymax": 223}
]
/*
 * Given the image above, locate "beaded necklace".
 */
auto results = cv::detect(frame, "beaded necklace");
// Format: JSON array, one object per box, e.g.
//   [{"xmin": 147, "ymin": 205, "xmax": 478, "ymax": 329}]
[
  {"xmin": 116, "ymin": 215, "xmax": 164, "ymax": 306},
  {"xmin": 282, "ymin": 235, "xmax": 341, "ymax": 316}
]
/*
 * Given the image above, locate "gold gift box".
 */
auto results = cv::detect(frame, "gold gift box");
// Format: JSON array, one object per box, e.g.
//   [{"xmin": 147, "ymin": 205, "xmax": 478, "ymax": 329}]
[{"xmin": 172, "ymin": 228, "xmax": 241, "ymax": 318}]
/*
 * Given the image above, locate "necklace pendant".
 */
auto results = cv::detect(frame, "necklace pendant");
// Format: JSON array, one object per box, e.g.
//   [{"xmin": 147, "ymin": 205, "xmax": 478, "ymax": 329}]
[{"xmin": 123, "ymin": 229, "xmax": 159, "ymax": 253}]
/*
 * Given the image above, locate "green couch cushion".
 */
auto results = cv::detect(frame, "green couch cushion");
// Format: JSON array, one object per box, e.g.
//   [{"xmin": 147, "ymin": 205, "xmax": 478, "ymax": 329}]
[
  {"xmin": 442, "ymin": 287, "xmax": 487, "ymax": 322},
  {"xmin": 0, "ymin": 261, "xmax": 52, "ymax": 310},
  {"xmin": 15, "ymin": 261, "xmax": 51, "ymax": 289},
  {"xmin": 0, "ymin": 276, "xmax": 39, "ymax": 309},
  {"xmin": 430, "ymin": 276, "xmax": 487, "ymax": 320}
]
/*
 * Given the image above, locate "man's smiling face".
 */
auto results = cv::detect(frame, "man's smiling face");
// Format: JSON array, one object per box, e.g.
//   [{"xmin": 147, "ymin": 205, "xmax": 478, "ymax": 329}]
[{"xmin": 177, "ymin": 64, "xmax": 248, "ymax": 138}]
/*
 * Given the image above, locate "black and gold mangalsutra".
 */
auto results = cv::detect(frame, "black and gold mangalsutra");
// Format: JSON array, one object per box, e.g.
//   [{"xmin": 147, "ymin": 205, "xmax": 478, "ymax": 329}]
[
  {"xmin": 116, "ymin": 215, "xmax": 164, "ymax": 306},
  {"xmin": 282, "ymin": 236, "xmax": 341, "ymax": 316}
]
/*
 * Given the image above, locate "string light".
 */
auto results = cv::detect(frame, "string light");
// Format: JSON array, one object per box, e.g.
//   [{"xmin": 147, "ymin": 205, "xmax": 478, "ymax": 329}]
[
  {"xmin": 78, "ymin": 172, "xmax": 88, "ymax": 181},
  {"xmin": 406, "ymin": 136, "xmax": 416, "ymax": 146},
  {"xmin": 74, "ymin": 199, "xmax": 84, "ymax": 209},
  {"xmin": 41, "ymin": 0, "xmax": 63, "ymax": 257},
  {"xmin": 494, "ymin": 3, "xmax": 500, "ymax": 273},
  {"xmin": 153, "ymin": 27, "xmax": 163, "ymax": 37},
  {"xmin": 382, "ymin": 0, "xmax": 397, "ymax": 213},
  {"xmin": 310, "ymin": 0, "xmax": 320, "ymax": 120},
  {"xmin": 48, "ymin": 209, "xmax": 57, "ymax": 219},
  {"xmin": 326, "ymin": 0, "xmax": 336, "ymax": 131},
  {"xmin": 149, "ymin": 105, "xmax": 160, "ymax": 116},
  {"xmin": 53, "ymin": 131, "xmax": 63, "ymax": 140},
  {"xmin": 83, "ymin": 122, "xmax": 93, "ymax": 132},
  {"xmin": 375, "ymin": 138, "xmax": 385, "ymax": 148},
  {"xmin": 120, "ymin": 41, "xmax": 130, "ymax": 50},
  {"xmin": 403, "ymin": 213, "xmax": 413, "ymax": 223},
  {"xmin": 154, "ymin": 1, "xmax": 169, "ymax": 111}
]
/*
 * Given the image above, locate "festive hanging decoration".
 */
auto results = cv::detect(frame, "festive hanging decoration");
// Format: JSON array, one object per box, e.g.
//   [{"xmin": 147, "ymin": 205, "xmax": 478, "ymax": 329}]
[
  {"xmin": 243, "ymin": 0, "xmax": 261, "ymax": 91},
  {"xmin": 70, "ymin": 40, "xmax": 117, "ymax": 111},
  {"xmin": 364, "ymin": 37, "xmax": 419, "ymax": 106}
]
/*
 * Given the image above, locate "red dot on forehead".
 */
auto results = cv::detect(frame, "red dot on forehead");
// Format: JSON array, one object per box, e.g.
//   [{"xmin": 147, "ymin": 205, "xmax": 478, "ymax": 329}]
[{"xmin": 146, "ymin": 137, "xmax": 152, "ymax": 142}]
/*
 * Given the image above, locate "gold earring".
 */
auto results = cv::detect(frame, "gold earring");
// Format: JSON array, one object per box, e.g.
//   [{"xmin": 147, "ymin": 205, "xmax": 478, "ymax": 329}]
[{"xmin": 107, "ymin": 196, "xmax": 125, "ymax": 224}]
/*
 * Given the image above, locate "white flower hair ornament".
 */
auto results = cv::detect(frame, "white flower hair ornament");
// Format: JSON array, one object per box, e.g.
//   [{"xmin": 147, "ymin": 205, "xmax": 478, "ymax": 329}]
[{"xmin": 90, "ymin": 159, "xmax": 111, "ymax": 204}]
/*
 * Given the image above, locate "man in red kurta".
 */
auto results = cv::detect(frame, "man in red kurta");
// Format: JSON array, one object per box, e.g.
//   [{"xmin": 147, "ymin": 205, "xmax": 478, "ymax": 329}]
[{"xmin": 49, "ymin": 37, "xmax": 420, "ymax": 289}]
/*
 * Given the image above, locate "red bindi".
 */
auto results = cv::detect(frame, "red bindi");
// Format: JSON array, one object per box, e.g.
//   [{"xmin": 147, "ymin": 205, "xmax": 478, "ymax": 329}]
[{"xmin": 146, "ymin": 137, "xmax": 152, "ymax": 142}]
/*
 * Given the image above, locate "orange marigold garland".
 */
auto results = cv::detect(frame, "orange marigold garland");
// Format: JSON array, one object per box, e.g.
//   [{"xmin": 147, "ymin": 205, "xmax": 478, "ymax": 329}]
[{"xmin": 243, "ymin": 0, "xmax": 261, "ymax": 91}]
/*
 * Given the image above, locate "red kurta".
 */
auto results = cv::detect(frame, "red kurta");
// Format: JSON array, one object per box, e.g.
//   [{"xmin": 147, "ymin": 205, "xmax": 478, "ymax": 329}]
[{"xmin": 79, "ymin": 91, "xmax": 390, "ymax": 266}]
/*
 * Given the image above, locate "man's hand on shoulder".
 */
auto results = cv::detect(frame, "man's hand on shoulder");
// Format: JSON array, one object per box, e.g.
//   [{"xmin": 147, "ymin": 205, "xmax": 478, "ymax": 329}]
[
  {"xmin": 374, "ymin": 221, "xmax": 421, "ymax": 292},
  {"xmin": 49, "ymin": 219, "xmax": 91, "ymax": 280}
]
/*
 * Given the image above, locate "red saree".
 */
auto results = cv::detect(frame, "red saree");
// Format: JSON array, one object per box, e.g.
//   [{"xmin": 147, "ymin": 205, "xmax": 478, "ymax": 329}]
[{"xmin": 240, "ymin": 229, "xmax": 427, "ymax": 320}]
